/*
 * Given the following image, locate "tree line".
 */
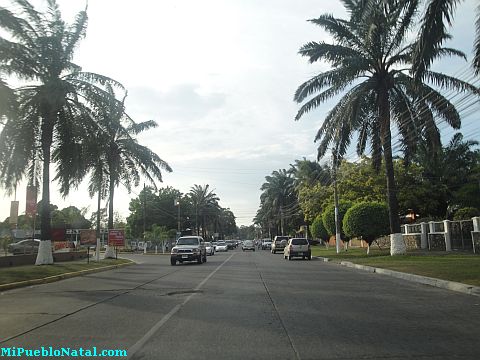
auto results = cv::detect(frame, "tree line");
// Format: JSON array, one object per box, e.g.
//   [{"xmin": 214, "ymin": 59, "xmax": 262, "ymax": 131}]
[{"xmin": 255, "ymin": 135, "xmax": 480, "ymax": 243}]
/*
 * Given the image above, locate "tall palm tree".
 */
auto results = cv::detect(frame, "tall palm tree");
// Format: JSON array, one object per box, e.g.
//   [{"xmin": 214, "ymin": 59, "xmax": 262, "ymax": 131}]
[
  {"xmin": 188, "ymin": 184, "xmax": 219, "ymax": 238},
  {"xmin": 76, "ymin": 86, "xmax": 172, "ymax": 231},
  {"xmin": 259, "ymin": 169, "xmax": 297, "ymax": 235},
  {"xmin": 294, "ymin": 0, "xmax": 478, "ymax": 254},
  {"xmin": 0, "ymin": 0, "xmax": 124, "ymax": 264}
]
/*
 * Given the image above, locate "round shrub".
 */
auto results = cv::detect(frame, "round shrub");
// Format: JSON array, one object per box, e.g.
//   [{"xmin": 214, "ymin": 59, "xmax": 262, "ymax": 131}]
[
  {"xmin": 343, "ymin": 202, "xmax": 389, "ymax": 245},
  {"xmin": 311, "ymin": 214, "xmax": 328, "ymax": 241},
  {"xmin": 453, "ymin": 207, "xmax": 480, "ymax": 220},
  {"xmin": 322, "ymin": 201, "xmax": 353, "ymax": 238}
]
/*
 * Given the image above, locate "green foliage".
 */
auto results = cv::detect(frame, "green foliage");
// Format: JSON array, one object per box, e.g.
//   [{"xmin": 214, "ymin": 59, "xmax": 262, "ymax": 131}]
[
  {"xmin": 311, "ymin": 215, "xmax": 328, "ymax": 241},
  {"xmin": 322, "ymin": 201, "xmax": 353, "ymax": 238},
  {"xmin": 343, "ymin": 202, "xmax": 389, "ymax": 245},
  {"xmin": 453, "ymin": 207, "xmax": 480, "ymax": 221},
  {"xmin": 298, "ymin": 183, "xmax": 333, "ymax": 222}
]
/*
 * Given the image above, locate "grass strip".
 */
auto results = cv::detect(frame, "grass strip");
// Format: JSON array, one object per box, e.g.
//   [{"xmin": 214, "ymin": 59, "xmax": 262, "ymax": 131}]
[
  {"xmin": 0, "ymin": 258, "xmax": 132, "ymax": 286},
  {"xmin": 311, "ymin": 247, "xmax": 480, "ymax": 287}
]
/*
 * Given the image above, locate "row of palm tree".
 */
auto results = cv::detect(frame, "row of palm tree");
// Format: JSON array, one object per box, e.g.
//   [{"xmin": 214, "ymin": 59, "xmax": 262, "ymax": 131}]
[
  {"xmin": 294, "ymin": 0, "xmax": 479, "ymax": 254},
  {"xmin": 0, "ymin": 0, "xmax": 171, "ymax": 263}
]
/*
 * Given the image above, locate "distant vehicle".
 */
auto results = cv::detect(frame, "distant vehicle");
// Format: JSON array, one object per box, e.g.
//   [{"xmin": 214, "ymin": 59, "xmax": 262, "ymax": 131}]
[
  {"xmin": 170, "ymin": 236, "xmax": 206, "ymax": 266},
  {"xmin": 242, "ymin": 240, "xmax": 255, "ymax": 252},
  {"xmin": 8, "ymin": 239, "xmax": 41, "ymax": 255},
  {"xmin": 261, "ymin": 239, "xmax": 272, "ymax": 250},
  {"xmin": 284, "ymin": 238, "xmax": 312, "ymax": 260},
  {"xmin": 205, "ymin": 242, "xmax": 215, "ymax": 256},
  {"xmin": 271, "ymin": 236, "xmax": 289, "ymax": 254},
  {"xmin": 215, "ymin": 241, "xmax": 228, "ymax": 252},
  {"xmin": 226, "ymin": 240, "xmax": 236, "ymax": 250}
]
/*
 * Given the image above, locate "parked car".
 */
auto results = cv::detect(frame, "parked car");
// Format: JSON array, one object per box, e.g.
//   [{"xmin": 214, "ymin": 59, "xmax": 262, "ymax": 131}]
[
  {"xmin": 8, "ymin": 239, "xmax": 41, "ymax": 255},
  {"xmin": 205, "ymin": 242, "xmax": 215, "ymax": 256},
  {"xmin": 170, "ymin": 236, "xmax": 206, "ymax": 265},
  {"xmin": 271, "ymin": 236, "xmax": 289, "ymax": 254},
  {"xmin": 284, "ymin": 238, "xmax": 312, "ymax": 260},
  {"xmin": 242, "ymin": 240, "xmax": 255, "ymax": 251},
  {"xmin": 261, "ymin": 239, "xmax": 272, "ymax": 250},
  {"xmin": 215, "ymin": 241, "xmax": 228, "ymax": 252}
]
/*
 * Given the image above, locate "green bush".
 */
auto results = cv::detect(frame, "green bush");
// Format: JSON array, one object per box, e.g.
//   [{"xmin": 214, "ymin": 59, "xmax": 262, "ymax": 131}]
[
  {"xmin": 343, "ymin": 202, "xmax": 389, "ymax": 245},
  {"xmin": 311, "ymin": 214, "xmax": 328, "ymax": 241},
  {"xmin": 322, "ymin": 201, "xmax": 353, "ymax": 238},
  {"xmin": 453, "ymin": 207, "xmax": 480, "ymax": 220}
]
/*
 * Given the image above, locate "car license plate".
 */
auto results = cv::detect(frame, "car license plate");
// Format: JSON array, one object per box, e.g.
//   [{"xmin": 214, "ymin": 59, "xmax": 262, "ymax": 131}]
[
  {"xmin": 182, "ymin": 255, "xmax": 188, "ymax": 259},
  {"xmin": 298, "ymin": 252, "xmax": 303, "ymax": 256}
]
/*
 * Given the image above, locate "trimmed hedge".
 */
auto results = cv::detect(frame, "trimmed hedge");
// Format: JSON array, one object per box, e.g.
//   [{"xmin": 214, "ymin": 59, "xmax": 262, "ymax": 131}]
[
  {"xmin": 343, "ymin": 202, "xmax": 389, "ymax": 245},
  {"xmin": 453, "ymin": 207, "xmax": 480, "ymax": 221},
  {"xmin": 322, "ymin": 201, "xmax": 353, "ymax": 238},
  {"xmin": 311, "ymin": 214, "xmax": 328, "ymax": 241}
]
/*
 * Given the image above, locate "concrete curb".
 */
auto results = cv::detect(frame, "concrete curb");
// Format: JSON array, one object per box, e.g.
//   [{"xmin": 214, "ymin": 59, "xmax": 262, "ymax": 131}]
[
  {"xmin": 316, "ymin": 257, "xmax": 480, "ymax": 297},
  {"xmin": 0, "ymin": 260, "xmax": 135, "ymax": 292}
]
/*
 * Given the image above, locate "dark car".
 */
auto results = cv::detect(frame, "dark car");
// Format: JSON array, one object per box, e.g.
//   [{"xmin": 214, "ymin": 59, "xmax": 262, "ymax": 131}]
[{"xmin": 170, "ymin": 236, "xmax": 207, "ymax": 265}]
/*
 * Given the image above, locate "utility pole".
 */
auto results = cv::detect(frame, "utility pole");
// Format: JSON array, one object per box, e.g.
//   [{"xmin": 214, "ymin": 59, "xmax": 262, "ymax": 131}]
[
  {"xmin": 332, "ymin": 152, "xmax": 341, "ymax": 254},
  {"xmin": 280, "ymin": 208, "xmax": 285, "ymax": 236},
  {"xmin": 175, "ymin": 198, "xmax": 181, "ymax": 239},
  {"xmin": 143, "ymin": 183, "xmax": 146, "ymax": 245}
]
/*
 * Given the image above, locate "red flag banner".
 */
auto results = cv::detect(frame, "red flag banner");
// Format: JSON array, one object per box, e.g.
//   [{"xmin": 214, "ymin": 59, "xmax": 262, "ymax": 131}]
[
  {"xmin": 26, "ymin": 186, "xmax": 37, "ymax": 217},
  {"xmin": 108, "ymin": 229, "xmax": 125, "ymax": 247}
]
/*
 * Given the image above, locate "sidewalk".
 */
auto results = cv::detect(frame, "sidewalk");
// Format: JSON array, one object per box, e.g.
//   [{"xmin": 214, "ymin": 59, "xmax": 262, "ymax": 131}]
[{"xmin": 316, "ymin": 256, "xmax": 480, "ymax": 297}]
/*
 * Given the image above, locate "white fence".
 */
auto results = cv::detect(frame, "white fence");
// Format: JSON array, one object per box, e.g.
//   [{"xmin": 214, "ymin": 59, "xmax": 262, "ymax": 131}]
[{"xmin": 400, "ymin": 217, "xmax": 480, "ymax": 253}]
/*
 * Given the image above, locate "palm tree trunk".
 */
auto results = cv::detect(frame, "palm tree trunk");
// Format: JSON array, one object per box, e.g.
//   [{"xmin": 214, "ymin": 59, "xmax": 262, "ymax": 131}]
[
  {"xmin": 379, "ymin": 88, "xmax": 405, "ymax": 255},
  {"xmin": 36, "ymin": 115, "xmax": 54, "ymax": 265},
  {"xmin": 108, "ymin": 171, "xmax": 115, "ymax": 229}
]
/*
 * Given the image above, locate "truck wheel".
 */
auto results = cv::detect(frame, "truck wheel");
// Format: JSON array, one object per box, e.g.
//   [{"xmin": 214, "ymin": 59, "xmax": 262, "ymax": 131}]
[
  {"xmin": 170, "ymin": 258, "xmax": 176, "ymax": 266},
  {"xmin": 197, "ymin": 255, "xmax": 202, "ymax": 264}
]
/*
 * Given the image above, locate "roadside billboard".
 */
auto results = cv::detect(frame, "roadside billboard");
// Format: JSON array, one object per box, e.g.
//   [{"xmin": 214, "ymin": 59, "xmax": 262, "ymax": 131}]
[
  {"xmin": 108, "ymin": 229, "xmax": 125, "ymax": 247},
  {"xmin": 80, "ymin": 229, "xmax": 97, "ymax": 246}
]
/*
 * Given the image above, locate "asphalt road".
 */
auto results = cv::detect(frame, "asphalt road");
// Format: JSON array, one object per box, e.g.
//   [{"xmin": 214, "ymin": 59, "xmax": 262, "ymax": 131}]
[{"xmin": 1, "ymin": 248, "xmax": 479, "ymax": 359}]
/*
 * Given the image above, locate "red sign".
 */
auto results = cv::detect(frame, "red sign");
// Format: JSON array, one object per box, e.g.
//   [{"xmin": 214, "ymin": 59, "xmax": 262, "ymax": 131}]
[
  {"xmin": 51, "ymin": 228, "xmax": 66, "ymax": 241},
  {"xmin": 108, "ymin": 230, "xmax": 125, "ymax": 247},
  {"xmin": 80, "ymin": 230, "xmax": 97, "ymax": 245},
  {"xmin": 108, "ymin": 229, "xmax": 125, "ymax": 247}
]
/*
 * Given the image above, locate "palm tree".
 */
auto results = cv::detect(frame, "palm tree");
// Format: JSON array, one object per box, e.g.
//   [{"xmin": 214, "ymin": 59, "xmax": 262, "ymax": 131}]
[
  {"xmin": 259, "ymin": 169, "xmax": 297, "ymax": 236},
  {"xmin": 188, "ymin": 185, "xmax": 219, "ymax": 238},
  {"xmin": 408, "ymin": 0, "xmax": 480, "ymax": 76},
  {"xmin": 294, "ymin": 0, "xmax": 478, "ymax": 254},
  {"xmin": 78, "ymin": 86, "xmax": 172, "ymax": 231},
  {"xmin": 289, "ymin": 158, "xmax": 332, "ymax": 191},
  {"xmin": 0, "ymin": 0, "xmax": 124, "ymax": 264}
]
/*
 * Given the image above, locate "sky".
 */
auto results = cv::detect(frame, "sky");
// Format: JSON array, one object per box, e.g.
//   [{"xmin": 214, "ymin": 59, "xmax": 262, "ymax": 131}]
[{"xmin": 0, "ymin": 0, "xmax": 478, "ymax": 227}]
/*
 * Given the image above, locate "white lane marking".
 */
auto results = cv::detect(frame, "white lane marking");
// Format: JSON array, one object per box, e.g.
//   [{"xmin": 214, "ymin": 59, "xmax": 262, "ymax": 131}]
[{"xmin": 127, "ymin": 253, "xmax": 235, "ymax": 359}]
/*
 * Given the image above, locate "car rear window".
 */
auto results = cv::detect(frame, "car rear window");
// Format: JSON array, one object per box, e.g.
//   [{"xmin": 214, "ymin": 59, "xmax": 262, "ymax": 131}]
[
  {"xmin": 177, "ymin": 237, "xmax": 199, "ymax": 245},
  {"xmin": 291, "ymin": 238, "xmax": 308, "ymax": 245}
]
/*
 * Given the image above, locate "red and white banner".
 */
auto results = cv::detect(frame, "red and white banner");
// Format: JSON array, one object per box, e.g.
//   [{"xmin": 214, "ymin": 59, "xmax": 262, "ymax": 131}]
[
  {"xmin": 108, "ymin": 229, "xmax": 125, "ymax": 247},
  {"xmin": 26, "ymin": 186, "xmax": 37, "ymax": 217}
]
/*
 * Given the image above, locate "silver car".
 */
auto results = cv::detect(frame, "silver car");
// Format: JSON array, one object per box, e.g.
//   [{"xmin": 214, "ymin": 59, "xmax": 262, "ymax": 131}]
[
  {"xmin": 205, "ymin": 242, "xmax": 215, "ymax": 256},
  {"xmin": 8, "ymin": 239, "xmax": 41, "ymax": 255}
]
